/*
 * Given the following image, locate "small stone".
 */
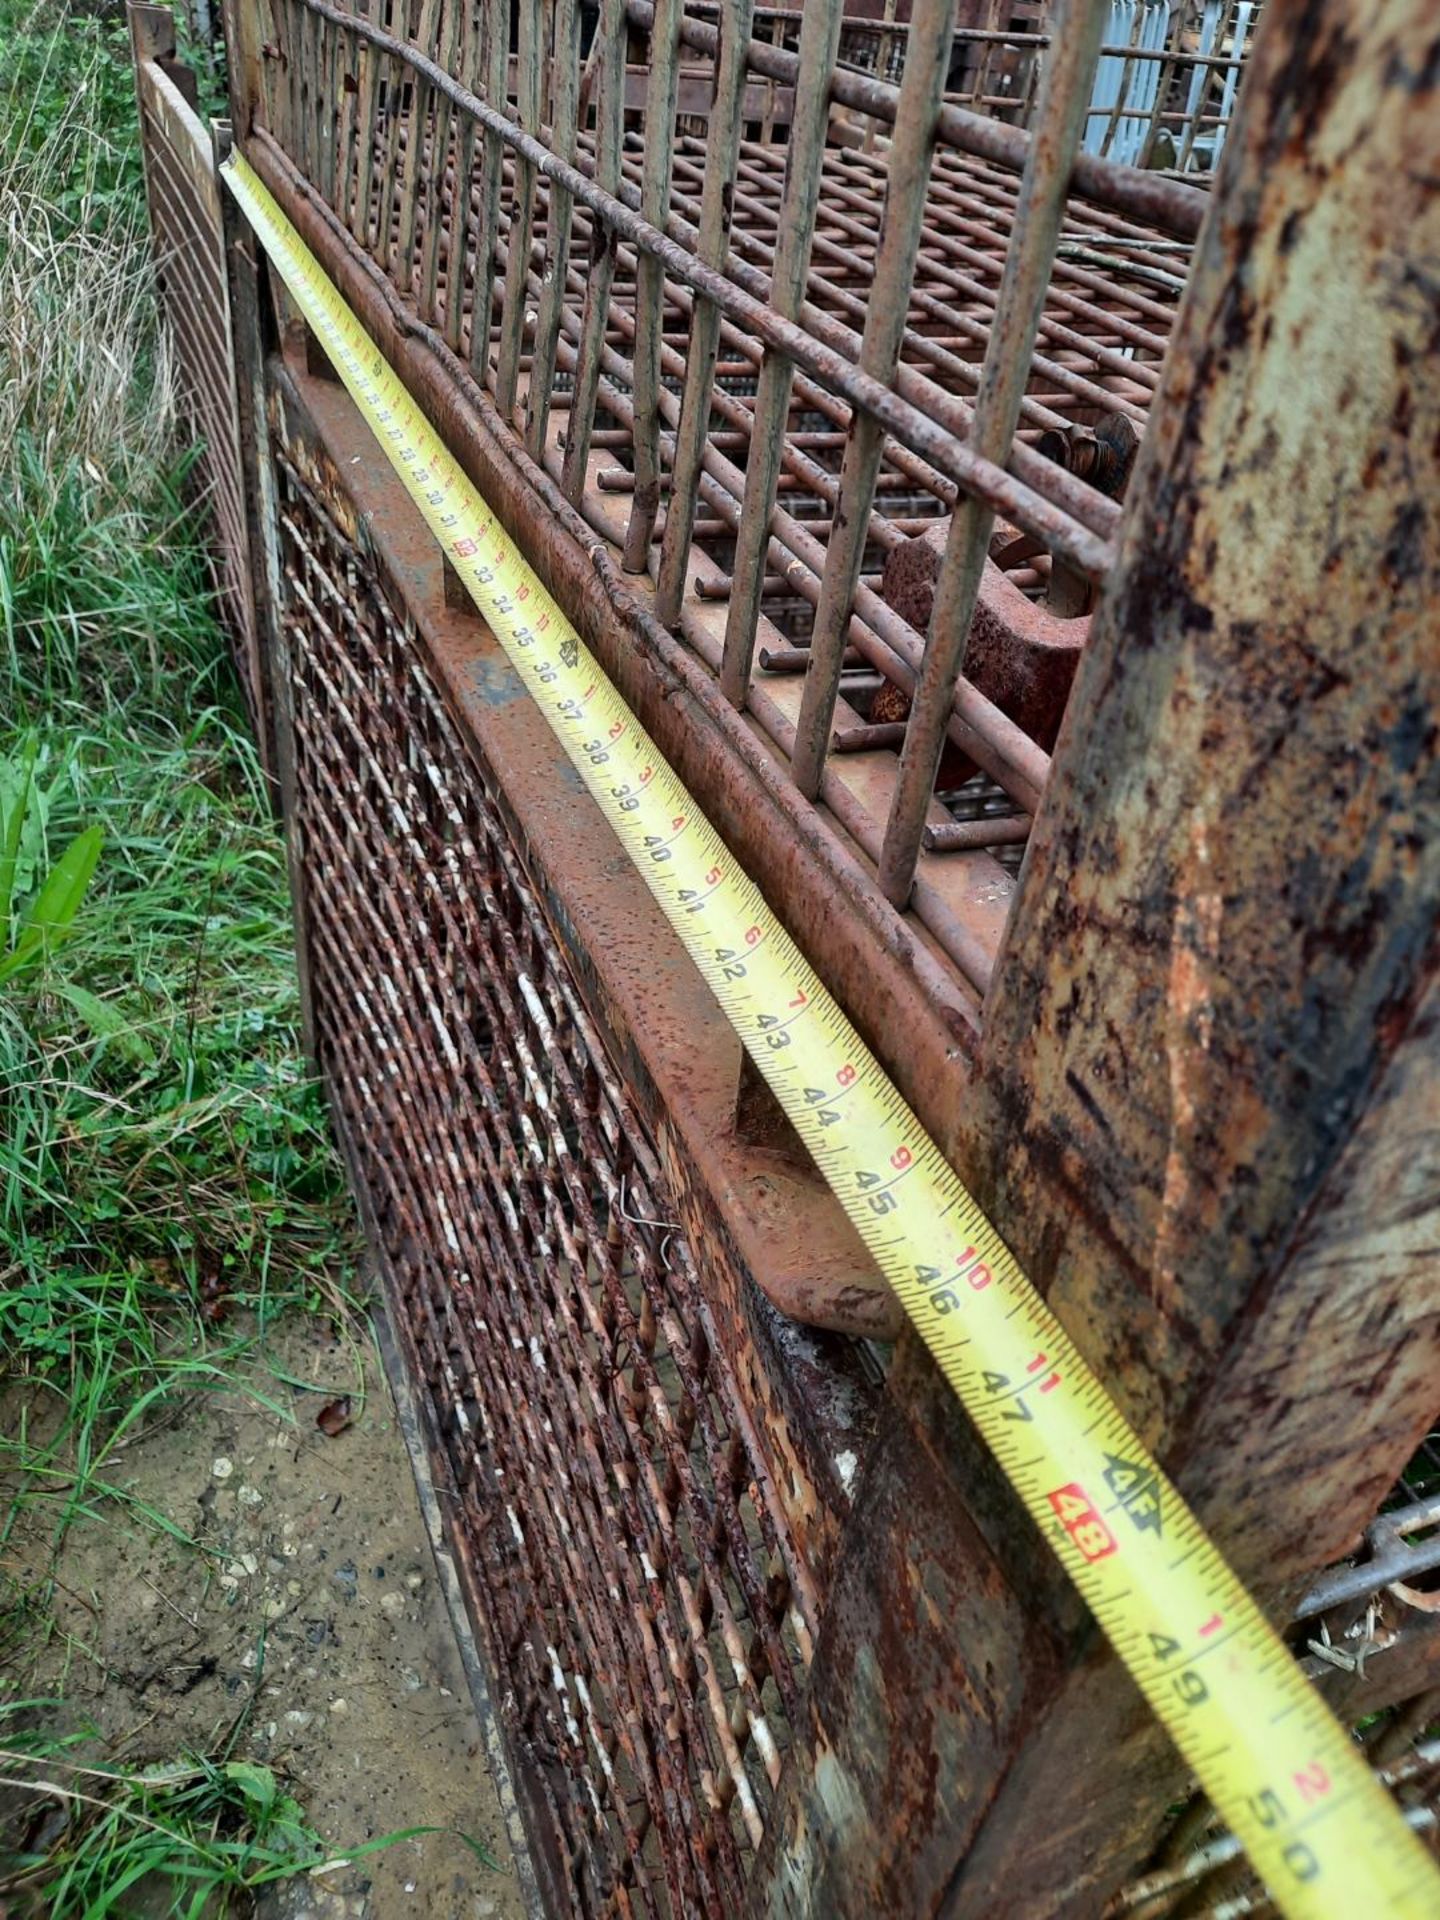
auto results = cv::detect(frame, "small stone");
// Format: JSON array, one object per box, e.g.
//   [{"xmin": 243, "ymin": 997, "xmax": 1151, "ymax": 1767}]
[
  {"xmin": 239, "ymin": 1484, "xmax": 263, "ymax": 1507},
  {"xmin": 403, "ymin": 1569, "xmax": 424, "ymax": 1593},
  {"xmin": 212, "ymin": 1457, "xmax": 234, "ymax": 1480},
  {"xmin": 265, "ymin": 1597, "xmax": 287, "ymax": 1619},
  {"xmin": 379, "ymin": 1591, "xmax": 405, "ymax": 1617},
  {"xmin": 288, "ymin": 1580, "xmax": 303, "ymax": 1597},
  {"xmin": 285, "ymin": 1709, "xmax": 314, "ymax": 1728},
  {"xmin": 329, "ymin": 1698, "xmax": 347, "ymax": 1715},
  {"xmin": 241, "ymin": 1649, "xmax": 258, "ymax": 1670}
]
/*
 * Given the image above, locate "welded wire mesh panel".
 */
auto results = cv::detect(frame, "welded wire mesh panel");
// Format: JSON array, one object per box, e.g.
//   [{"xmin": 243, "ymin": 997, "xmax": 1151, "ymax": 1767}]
[
  {"xmin": 273, "ymin": 450, "xmax": 812, "ymax": 1916},
  {"xmin": 133, "ymin": 38, "xmax": 268, "ymax": 759}
]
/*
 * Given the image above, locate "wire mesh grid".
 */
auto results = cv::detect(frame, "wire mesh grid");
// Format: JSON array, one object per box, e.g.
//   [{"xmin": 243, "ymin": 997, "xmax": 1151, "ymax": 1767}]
[{"xmin": 274, "ymin": 447, "xmax": 815, "ymax": 1915}]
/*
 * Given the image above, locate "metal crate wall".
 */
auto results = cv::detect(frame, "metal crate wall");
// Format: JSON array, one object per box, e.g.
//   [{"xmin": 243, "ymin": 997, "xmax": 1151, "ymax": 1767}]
[
  {"xmin": 143, "ymin": 0, "xmax": 1440, "ymax": 1912},
  {"xmin": 273, "ymin": 440, "xmax": 818, "ymax": 1914}
]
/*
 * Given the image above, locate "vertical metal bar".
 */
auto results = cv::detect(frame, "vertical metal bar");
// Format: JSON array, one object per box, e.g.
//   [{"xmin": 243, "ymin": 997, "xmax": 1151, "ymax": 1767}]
[
  {"xmin": 283, "ymin": 0, "xmax": 303, "ymax": 157},
  {"xmin": 559, "ymin": 0, "xmax": 626, "ymax": 500},
  {"xmin": 759, "ymin": 5, "xmax": 781, "ymax": 143},
  {"xmin": 877, "ymin": 0, "xmax": 1106, "ymax": 907},
  {"xmin": 302, "ymin": 0, "xmax": 321, "ymax": 178},
  {"xmin": 217, "ymin": 0, "xmax": 269, "ymax": 137},
  {"xmin": 353, "ymin": 8, "xmax": 383, "ymax": 245},
  {"xmin": 419, "ymin": 0, "xmax": 462, "ymax": 323},
  {"xmin": 287, "ymin": 0, "xmax": 304, "ymax": 166},
  {"xmin": 523, "ymin": 0, "xmax": 580, "ymax": 459},
  {"xmin": 788, "ymin": 0, "xmax": 958, "ymax": 799},
  {"xmin": 469, "ymin": 0, "xmax": 510, "ymax": 380},
  {"xmin": 128, "ymin": 2, "xmax": 173, "ymax": 228},
  {"xmin": 396, "ymin": 0, "xmax": 442, "ymax": 293},
  {"xmin": 863, "ymin": 0, "xmax": 900, "ymax": 148},
  {"xmin": 653, "ymin": 0, "xmax": 757, "ymax": 625},
  {"xmin": 375, "ymin": 41, "xmax": 407, "ymax": 267},
  {"xmin": 494, "ymin": 0, "xmax": 542, "ymax": 420},
  {"xmin": 320, "ymin": 0, "xmax": 341, "ymax": 207},
  {"xmin": 717, "ymin": 0, "xmax": 845, "ymax": 705},
  {"xmin": 445, "ymin": 0, "xmax": 481, "ymax": 351},
  {"xmin": 335, "ymin": 19, "xmax": 361, "ymax": 232},
  {"xmin": 620, "ymin": 0, "xmax": 684, "ymax": 572}
]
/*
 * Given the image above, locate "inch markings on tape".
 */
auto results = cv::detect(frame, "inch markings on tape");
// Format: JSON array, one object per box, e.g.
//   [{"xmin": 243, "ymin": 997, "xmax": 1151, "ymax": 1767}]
[{"xmin": 225, "ymin": 151, "xmax": 1439, "ymax": 1918}]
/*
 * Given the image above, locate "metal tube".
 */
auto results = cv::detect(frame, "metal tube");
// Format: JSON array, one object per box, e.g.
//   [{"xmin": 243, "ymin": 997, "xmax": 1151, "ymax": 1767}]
[
  {"xmin": 468, "ymin": 0, "xmax": 508, "ymax": 380},
  {"xmin": 878, "ymin": 0, "xmax": 1107, "ymax": 906},
  {"xmin": 396, "ymin": 0, "xmax": 440, "ymax": 293}
]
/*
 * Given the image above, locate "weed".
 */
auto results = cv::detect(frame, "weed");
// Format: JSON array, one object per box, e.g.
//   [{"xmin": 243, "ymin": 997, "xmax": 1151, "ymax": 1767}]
[{"xmin": 0, "ymin": 0, "xmax": 366, "ymax": 1903}]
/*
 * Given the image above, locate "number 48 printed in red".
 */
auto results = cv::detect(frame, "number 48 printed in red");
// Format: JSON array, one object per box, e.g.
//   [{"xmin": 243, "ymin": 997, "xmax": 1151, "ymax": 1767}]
[{"xmin": 1047, "ymin": 1484, "xmax": 1118, "ymax": 1564}]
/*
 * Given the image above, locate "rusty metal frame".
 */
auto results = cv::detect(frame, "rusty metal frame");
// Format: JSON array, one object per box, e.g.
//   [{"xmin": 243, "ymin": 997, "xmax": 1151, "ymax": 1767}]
[
  {"xmin": 129, "ymin": 5, "xmax": 274, "ymax": 774},
  {"xmin": 231, "ymin": 0, "xmax": 1217, "ymax": 995},
  {"xmin": 134, "ymin": 0, "xmax": 1440, "ymax": 1912}
]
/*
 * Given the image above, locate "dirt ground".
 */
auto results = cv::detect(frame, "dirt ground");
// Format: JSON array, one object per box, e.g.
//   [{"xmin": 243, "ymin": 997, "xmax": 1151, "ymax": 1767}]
[{"xmin": 6, "ymin": 1315, "xmax": 533, "ymax": 1919}]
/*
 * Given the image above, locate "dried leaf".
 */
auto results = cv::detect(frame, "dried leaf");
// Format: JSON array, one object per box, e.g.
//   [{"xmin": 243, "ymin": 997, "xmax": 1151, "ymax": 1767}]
[{"xmin": 316, "ymin": 1396, "xmax": 352, "ymax": 1438}]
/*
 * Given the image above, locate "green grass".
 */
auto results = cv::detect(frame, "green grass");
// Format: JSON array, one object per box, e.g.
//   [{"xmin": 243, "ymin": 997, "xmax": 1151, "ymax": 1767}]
[
  {"xmin": 0, "ymin": 0, "xmax": 370, "ymax": 1907},
  {"xmin": 0, "ymin": 0, "xmax": 352, "ymax": 1544}
]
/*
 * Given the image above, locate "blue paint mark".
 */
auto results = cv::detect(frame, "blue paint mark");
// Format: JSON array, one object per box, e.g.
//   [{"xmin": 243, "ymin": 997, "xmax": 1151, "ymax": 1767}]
[{"xmin": 466, "ymin": 653, "xmax": 526, "ymax": 710}]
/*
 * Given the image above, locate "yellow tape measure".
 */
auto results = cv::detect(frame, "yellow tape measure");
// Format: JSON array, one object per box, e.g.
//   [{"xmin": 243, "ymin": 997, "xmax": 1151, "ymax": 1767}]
[{"xmin": 225, "ymin": 151, "xmax": 1439, "ymax": 1917}]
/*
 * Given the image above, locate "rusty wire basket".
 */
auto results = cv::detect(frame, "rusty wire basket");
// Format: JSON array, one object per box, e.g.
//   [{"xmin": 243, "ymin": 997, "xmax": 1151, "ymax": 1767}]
[{"xmin": 132, "ymin": 0, "xmax": 1440, "ymax": 1909}]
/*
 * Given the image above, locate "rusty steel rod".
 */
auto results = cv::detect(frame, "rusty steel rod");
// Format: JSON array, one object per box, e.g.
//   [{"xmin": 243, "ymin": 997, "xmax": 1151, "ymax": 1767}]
[
  {"xmin": 653, "ymin": 0, "xmax": 757, "ymax": 626},
  {"xmin": 559, "ymin": 0, "xmax": 625, "ymax": 500},
  {"xmin": 494, "ymin": 0, "xmax": 542, "ymax": 418},
  {"xmin": 523, "ymin": 0, "xmax": 579, "ymax": 458},
  {"xmin": 622, "ymin": 0, "xmax": 682, "ymax": 570},
  {"xmin": 879, "ymin": 0, "xmax": 1107, "ymax": 906},
  {"xmin": 791, "ymin": 0, "xmax": 959, "ymax": 797},
  {"xmin": 718, "ymin": 0, "xmax": 845, "ymax": 703}
]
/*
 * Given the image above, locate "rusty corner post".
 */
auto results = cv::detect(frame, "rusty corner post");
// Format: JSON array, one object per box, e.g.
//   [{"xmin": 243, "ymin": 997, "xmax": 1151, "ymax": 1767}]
[
  {"xmin": 216, "ymin": 0, "xmax": 272, "ymax": 138},
  {"xmin": 755, "ymin": 1, "xmax": 1440, "ymax": 1914},
  {"xmin": 210, "ymin": 109, "xmax": 320, "ymax": 1066}
]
